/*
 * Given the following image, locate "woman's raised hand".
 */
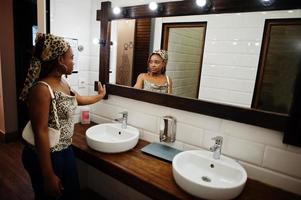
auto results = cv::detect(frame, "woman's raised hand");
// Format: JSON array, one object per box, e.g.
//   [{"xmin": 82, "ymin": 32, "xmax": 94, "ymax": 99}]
[{"xmin": 98, "ymin": 81, "xmax": 106, "ymax": 98}]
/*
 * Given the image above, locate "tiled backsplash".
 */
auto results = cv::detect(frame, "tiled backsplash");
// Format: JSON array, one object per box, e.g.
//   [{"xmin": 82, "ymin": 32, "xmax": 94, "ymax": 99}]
[{"xmin": 91, "ymin": 95, "xmax": 301, "ymax": 195}]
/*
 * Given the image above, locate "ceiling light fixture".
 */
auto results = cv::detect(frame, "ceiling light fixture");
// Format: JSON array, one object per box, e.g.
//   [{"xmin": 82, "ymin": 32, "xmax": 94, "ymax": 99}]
[
  {"xmin": 196, "ymin": 0, "xmax": 207, "ymax": 7},
  {"xmin": 195, "ymin": 0, "xmax": 212, "ymax": 11},
  {"xmin": 149, "ymin": 1, "xmax": 158, "ymax": 11},
  {"xmin": 113, "ymin": 7, "xmax": 121, "ymax": 15}
]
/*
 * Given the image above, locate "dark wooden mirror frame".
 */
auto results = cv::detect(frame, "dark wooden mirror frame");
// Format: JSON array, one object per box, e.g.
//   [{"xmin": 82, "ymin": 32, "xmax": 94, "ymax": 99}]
[{"xmin": 96, "ymin": 0, "xmax": 301, "ymax": 131}]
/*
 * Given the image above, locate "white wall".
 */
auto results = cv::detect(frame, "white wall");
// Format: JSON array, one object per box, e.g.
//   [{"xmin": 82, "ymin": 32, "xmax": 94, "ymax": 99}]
[
  {"xmin": 51, "ymin": 0, "xmax": 301, "ymax": 196},
  {"xmin": 50, "ymin": 0, "xmax": 97, "ymax": 121}
]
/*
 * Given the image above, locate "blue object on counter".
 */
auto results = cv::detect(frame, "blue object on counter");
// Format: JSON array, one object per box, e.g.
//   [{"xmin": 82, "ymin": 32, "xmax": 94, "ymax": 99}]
[{"xmin": 141, "ymin": 142, "xmax": 182, "ymax": 162}]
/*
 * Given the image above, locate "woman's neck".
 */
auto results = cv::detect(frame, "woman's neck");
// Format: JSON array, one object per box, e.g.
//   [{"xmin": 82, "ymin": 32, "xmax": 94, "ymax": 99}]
[
  {"xmin": 148, "ymin": 72, "xmax": 164, "ymax": 77},
  {"xmin": 41, "ymin": 72, "xmax": 63, "ymax": 83}
]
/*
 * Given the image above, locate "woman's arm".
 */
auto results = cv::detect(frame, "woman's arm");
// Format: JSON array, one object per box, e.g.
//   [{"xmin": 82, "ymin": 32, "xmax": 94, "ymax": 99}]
[
  {"xmin": 133, "ymin": 73, "xmax": 144, "ymax": 89},
  {"xmin": 75, "ymin": 82, "xmax": 106, "ymax": 106},
  {"xmin": 29, "ymin": 84, "xmax": 63, "ymax": 198}
]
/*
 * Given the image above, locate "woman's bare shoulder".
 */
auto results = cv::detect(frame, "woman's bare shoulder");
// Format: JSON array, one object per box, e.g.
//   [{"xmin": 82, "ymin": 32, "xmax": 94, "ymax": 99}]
[
  {"xmin": 29, "ymin": 83, "xmax": 51, "ymax": 101},
  {"xmin": 138, "ymin": 73, "xmax": 148, "ymax": 80},
  {"xmin": 140, "ymin": 73, "xmax": 148, "ymax": 77}
]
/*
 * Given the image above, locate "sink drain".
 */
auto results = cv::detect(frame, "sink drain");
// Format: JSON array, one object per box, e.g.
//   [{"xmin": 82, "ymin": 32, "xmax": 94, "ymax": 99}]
[{"xmin": 201, "ymin": 176, "xmax": 211, "ymax": 182}]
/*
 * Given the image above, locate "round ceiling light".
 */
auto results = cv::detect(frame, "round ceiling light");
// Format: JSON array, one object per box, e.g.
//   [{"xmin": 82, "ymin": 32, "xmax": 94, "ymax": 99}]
[
  {"xmin": 149, "ymin": 2, "xmax": 158, "ymax": 11},
  {"xmin": 196, "ymin": 0, "xmax": 207, "ymax": 7},
  {"xmin": 113, "ymin": 7, "xmax": 121, "ymax": 15}
]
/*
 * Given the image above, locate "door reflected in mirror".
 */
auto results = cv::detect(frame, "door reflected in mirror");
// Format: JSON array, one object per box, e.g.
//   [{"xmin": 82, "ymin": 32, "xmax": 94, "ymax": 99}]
[
  {"xmin": 253, "ymin": 19, "xmax": 301, "ymax": 114},
  {"xmin": 162, "ymin": 22, "xmax": 206, "ymax": 98},
  {"xmin": 109, "ymin": 10, "xmax": 301, "ymax": 114}
]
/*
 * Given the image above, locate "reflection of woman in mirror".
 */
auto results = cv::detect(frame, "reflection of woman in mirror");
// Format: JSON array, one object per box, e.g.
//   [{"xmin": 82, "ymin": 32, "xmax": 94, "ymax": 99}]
[{"xmin": 134, "ymin": 50, "xmax": 172, "ymax": 94}]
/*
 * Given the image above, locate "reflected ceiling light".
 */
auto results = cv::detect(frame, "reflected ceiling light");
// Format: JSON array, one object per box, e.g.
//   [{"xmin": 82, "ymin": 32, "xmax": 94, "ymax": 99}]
[
  {"xmin": 92, "ymin": 38, "xmax": 100, "ymax": 45},
  {"xmin": 195, "ymin": 0, "xmax": 212, "ymax": 11},
  {"xmin": 196, "ymin": 0, "xmax": 207, "ymax": 7},
  {"xmin": 149, "ymin": 1, "xmax": 158, "ymax": 11},
  {"xmin": 261, "ymin": 0, "xmax": 275, "ymax": 6},
  {"xmin": 113, "ymin": 7, "xmax": 121, "ymax": 15}
]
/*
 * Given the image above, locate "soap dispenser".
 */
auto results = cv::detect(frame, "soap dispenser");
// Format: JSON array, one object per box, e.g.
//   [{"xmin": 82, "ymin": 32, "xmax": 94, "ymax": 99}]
[{"xmin": 159, "ymin": 116, "xmax": 176, "ymax": 143}]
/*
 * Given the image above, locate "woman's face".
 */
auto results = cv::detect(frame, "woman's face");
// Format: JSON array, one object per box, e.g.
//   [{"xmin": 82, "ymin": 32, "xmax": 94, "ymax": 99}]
[
  {"xmin": 148, "ymin": 54, "xmax": 165, "ymax": 75},
  {"xmin": 61, "ymin": 48, "xmax": 74, "ymax": 74}
]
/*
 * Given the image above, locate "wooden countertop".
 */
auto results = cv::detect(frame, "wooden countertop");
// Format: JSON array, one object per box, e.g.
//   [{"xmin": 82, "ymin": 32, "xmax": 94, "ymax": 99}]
[{"xmin": 72, "ymin": 123, "xmax": 300, "ymax": 200}]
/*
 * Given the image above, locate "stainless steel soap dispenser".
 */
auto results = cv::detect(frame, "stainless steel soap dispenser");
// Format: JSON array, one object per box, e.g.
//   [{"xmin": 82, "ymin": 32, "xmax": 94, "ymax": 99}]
[{"xmin": 159, "ymin": 116, "xmax": 176, "ymax": 143}]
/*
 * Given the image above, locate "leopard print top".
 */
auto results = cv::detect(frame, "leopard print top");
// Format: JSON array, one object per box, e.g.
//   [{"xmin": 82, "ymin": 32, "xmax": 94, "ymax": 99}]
[{"xmin": 48, "ymin": 90, "xmax": 77, "ymax": 152}]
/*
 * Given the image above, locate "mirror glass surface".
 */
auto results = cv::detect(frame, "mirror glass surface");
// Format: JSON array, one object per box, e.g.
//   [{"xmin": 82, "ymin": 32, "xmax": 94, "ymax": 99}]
[{"xmin": 109, "ymin": 9, "xmax": 301, "ymax": 113}]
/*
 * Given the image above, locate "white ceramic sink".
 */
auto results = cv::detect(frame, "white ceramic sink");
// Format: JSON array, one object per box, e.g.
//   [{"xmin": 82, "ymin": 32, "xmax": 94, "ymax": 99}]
[
  {"xmin": 86, "ymin": 123, "xmax": 139, "ymax": 153},
  {"xmin": 172, "ymin": 150, "xmax": 247, "ymax": 200}
]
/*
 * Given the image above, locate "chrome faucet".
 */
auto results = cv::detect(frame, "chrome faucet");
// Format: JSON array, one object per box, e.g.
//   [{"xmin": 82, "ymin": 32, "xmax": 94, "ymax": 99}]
[
  {"xmin": 114, "ymin": 111, "xmax": 128, "ymax": 129},
  {"xmin": 209, "ymin": 136, "xmax": 223, "ymax": 159}
]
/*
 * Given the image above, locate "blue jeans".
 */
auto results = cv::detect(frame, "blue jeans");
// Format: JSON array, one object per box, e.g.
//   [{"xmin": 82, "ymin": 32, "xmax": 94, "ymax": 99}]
[{"xmin": 22, "ymin": 146, "xmax": 80, "ymax": 200}]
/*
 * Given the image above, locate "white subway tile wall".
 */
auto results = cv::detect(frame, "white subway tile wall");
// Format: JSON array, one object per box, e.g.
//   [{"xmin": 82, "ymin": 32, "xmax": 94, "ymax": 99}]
[
  {"xmin": 176, "ymin": 122, "xmax": 204, "ymax": 147},
  {"xmin": 91, "ymin": 95, "xmax": 301, "ymax": 195},
  {"xmin": 51, "ymin": 0, "xmax": 301, "ymax": 195},
  {"xmin": 263, "ymin": 147, "xmax": 301, "ymax": 179},
  {"xmin": 240, "ymin": 161, "xmax": 301, "ymax": 194},
  {"xmin": 224, "ymin": 136, "xmax": 265, "ymax": 165}
]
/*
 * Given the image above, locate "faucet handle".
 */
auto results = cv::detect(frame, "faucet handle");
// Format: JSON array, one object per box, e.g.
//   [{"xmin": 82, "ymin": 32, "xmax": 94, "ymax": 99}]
[{"xmin": 212, "ymin": 136, "xmax": 223, "ymax": 145}]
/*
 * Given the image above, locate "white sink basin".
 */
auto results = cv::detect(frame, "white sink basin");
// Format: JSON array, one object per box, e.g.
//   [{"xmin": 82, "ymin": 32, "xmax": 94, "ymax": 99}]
[
  {"xmin": 86, "ymin": 123, "xmax": 139, "ymax": 153},
  {"xmin": 172, "ymin": 150, "xmax": 247, "ymax": 200}
]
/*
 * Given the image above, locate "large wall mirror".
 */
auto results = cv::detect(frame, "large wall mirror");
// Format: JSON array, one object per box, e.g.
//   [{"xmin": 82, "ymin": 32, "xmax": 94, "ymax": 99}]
[{"xmin": 97, "ymin": 0, "xmax": 301, "ymax": 132}]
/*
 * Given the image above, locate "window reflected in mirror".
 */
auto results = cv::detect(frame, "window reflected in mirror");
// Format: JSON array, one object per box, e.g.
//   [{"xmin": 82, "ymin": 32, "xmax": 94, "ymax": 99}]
[{"xmin": 253, "ymin": 19, "xmax": 301, "ymax": 114}]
